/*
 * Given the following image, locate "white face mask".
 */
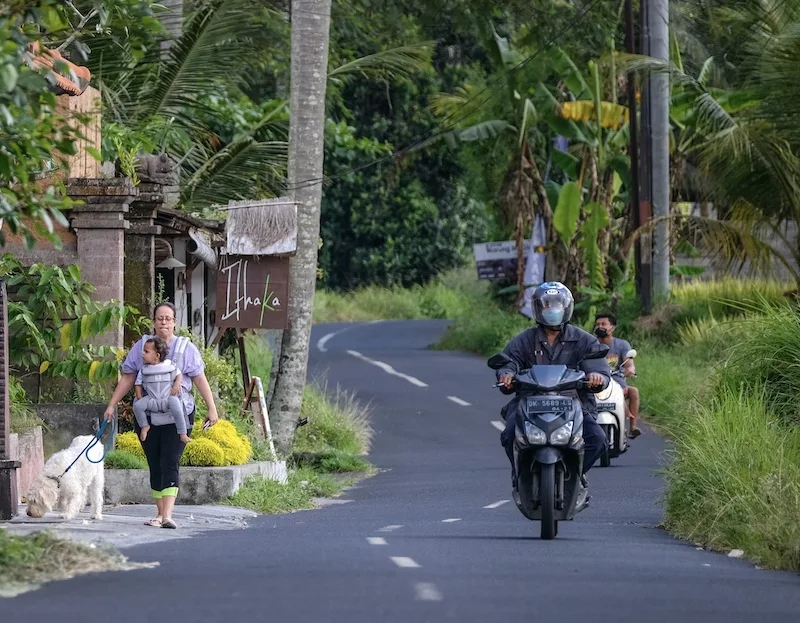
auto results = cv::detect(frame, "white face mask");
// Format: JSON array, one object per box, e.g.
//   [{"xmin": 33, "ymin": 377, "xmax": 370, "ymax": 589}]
[{"xmin": 541, "ymin": 307, "xmax": 565, "ymax": 326}]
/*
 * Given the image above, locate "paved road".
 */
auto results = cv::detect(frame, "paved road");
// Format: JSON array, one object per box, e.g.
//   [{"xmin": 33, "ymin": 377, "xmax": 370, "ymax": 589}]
[{"xmin": 2, "ymin": 320, "xmax": 799, "ymax": 621}]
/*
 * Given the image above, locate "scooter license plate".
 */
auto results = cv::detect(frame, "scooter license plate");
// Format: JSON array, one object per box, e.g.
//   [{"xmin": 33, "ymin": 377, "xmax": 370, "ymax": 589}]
[
  {"xmin": 526, "ymin": 397, "xmax": 573, "ymax": 413},
  {"xmin": 596, "ymin": 402, "xmax": 615, "ymax": 411}
]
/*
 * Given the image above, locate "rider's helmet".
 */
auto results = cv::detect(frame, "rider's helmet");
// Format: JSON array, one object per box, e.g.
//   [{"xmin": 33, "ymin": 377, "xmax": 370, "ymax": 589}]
[{"xmin": 532, "ymin": 282, "xmax": 574, "ymax": 330}]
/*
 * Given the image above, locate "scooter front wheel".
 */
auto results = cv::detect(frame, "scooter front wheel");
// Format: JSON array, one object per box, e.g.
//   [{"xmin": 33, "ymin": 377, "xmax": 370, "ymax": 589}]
[{"xmin": 539, "ymin": 462, "xmax": 557, "ymax": 539}]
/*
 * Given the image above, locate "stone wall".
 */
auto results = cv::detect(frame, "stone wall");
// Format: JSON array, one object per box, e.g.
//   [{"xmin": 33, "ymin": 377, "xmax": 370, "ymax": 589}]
[
  {"xmin": 34, "ymin": 403, "xmax": 114, "ymax": 460},
  {"xmin": 9, "ymin": 427, "xmax": 44, "ymax": 501}
]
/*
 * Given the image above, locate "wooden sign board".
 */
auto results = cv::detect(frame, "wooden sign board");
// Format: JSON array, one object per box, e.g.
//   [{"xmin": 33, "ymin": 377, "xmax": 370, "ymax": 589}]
[{"xmin": 215, "ymin": 255, "xmax": 290, "ymax": 330}]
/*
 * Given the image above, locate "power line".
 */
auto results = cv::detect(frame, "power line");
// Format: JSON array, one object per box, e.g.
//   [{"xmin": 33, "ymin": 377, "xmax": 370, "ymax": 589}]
[{"xmin": 282, "ymin": 0, "xmax": 605, "ymax": 193}]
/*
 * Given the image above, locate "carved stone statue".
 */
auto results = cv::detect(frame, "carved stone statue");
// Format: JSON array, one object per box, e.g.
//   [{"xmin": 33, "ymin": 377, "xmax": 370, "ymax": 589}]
[{"xmin": 133, "ymin": 153, "xmax": 179, "ymax": 186}]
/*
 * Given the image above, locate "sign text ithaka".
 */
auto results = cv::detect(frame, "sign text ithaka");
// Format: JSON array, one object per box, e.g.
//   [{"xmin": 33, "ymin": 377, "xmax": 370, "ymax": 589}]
[{"xmin": 215, "ymin": 255, "xmax": 289, "ymax": 329}]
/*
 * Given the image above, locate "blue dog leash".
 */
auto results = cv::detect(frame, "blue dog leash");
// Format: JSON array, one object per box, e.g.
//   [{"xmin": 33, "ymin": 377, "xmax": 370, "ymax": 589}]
[{"xmin": 54, "ymin": 418, "xmax": 114, "ymax": 485}]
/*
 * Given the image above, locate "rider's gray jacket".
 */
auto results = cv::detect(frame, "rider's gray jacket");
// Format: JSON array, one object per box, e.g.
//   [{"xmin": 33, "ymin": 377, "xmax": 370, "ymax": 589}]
[{"xmin": 496, "ymin": 323, "xmax": 611, "ymax": 416}]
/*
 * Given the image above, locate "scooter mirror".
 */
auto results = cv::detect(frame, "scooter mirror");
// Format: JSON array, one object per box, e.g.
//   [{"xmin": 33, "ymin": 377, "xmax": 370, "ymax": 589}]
[
  {"xmin": 487, "ymin": 353, "xmax": 512, "ymax": 370},
  {"xmin": 625, "ymin": 349, "xmax": 637, "ymax": 359}
]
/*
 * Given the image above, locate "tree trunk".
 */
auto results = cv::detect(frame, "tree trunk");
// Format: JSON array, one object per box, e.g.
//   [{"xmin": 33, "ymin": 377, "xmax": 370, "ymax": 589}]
[{"xmin": 268, "ymin": 0, "xmax": 332, "ymax": 455}]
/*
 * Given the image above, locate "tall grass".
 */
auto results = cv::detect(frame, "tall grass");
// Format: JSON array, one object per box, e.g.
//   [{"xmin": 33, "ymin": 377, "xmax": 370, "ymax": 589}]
[
  {"xmin": 670, "ymin": 278, "xmax": 790, "ymax": 315},
  {"xmin": 313, "ymin": 267, "xmax": 489, "ymax": 323},
  {"xmin": 714, "ymin": 302, "xmax": 800, "ymax": 424},
  {"xmin": 630, "ymin": 343, "xmax": 715, "ymax": 432},
  {"xmin": 297, "ymin": 381, "xmax": 373, "ymax": 456},
  {"xmin": 436, "ymin": 307, "xmax": 529, "ymax": 357},
  {"xmin": 663, "ymin": 387, "xmax": 800, "ymax": 570}
]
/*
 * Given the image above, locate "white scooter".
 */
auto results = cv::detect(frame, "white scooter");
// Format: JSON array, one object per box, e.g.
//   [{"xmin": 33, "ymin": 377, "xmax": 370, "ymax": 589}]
[{"xmin": 594, "ymin": 349, "xmax": 637, "ymax": 468}]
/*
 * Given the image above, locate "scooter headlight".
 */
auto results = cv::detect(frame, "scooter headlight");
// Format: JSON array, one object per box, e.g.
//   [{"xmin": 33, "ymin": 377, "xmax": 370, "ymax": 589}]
[
  {"xmin": 550, "ymin": 421, "xmax": 574, "ymax": 445},
  {"xmin": 524, "ymin": 421, "xmax": 546, "ymax": 445}
]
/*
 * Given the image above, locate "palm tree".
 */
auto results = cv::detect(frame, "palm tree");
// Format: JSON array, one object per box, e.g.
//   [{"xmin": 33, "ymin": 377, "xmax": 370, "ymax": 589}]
[
  {"xmin": 79, "ymin": 0, "xmax": 433, "ymax": 213},
  {"xmin": 621, "ymin": 0, "xmax": 800, "ymax": 285}
]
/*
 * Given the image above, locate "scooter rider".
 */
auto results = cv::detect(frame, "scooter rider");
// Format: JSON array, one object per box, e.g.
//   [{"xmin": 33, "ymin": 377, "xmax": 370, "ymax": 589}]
[
  {"xmin": 497, "ymin": 282, "xmax": 611, "ymax": 510},
  {"xmin": 593, "ymin": 312, "xmax": 642, "ymax": 438}
]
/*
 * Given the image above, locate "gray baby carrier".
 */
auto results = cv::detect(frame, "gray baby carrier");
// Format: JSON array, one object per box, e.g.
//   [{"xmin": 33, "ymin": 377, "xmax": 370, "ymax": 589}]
[{"xmin": 140, "ymin": 335, "xmax": 192, "ymax": 422}]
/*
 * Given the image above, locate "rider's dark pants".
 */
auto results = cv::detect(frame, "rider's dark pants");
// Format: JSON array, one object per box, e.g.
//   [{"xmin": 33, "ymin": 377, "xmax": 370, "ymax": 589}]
[{"xmin": 500, "ymin": 398, "xmax": 608, "ymax": 486}]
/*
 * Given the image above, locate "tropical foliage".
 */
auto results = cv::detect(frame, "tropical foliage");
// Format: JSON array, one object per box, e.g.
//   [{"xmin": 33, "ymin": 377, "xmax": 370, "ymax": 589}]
[{"xmin": 0, "ymin": 254, "xmax": 148, "ymax": 385}]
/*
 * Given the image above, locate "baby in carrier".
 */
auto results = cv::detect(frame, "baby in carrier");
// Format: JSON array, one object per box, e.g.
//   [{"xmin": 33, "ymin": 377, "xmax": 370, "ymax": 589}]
[{"xmin": 133, "ymin": 336, "xmax": 191, "ymax": 443}]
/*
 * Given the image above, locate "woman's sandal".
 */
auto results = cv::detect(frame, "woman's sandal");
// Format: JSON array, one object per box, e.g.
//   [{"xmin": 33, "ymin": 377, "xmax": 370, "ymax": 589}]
[
  {"xmin": 144, "ymin": 518, "xmax": 162, "ymax": 527},
  {"xmin": 161, "ymin": 518, "xmax": 177, "ymax": 529}
]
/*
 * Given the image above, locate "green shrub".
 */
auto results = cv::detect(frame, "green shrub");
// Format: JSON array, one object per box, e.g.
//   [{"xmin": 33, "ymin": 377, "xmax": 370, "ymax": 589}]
[
  {"xmin": 292, "ymin": 450, "xmax": 372, "ymax": 473},
  {"xmin": 0, "ymin": 530, "xmax": 129, "ymax": 590},
  {"xmin": 663, "ymin": 387, "xmax": 800, "ymax": 571},
  {"xmin": 244, "ymin": 331, "xmax": 273, "ymax": 384},
  {"xmin": 104, "ymin": 450, "xmax": 148, "ymax": 470}
]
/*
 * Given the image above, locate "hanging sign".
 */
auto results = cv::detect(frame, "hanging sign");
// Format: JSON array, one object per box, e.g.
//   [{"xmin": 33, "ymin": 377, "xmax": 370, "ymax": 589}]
[{"xmin": 215, "ymin": 255, "xmax": 290, "ymax": 329}]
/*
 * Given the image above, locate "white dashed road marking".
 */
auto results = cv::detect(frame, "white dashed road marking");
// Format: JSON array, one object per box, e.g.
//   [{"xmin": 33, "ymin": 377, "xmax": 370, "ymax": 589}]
[
  {"xmin": 378, "ymin": 525, "xmax": 403, "ymax": 532},
  {"xmin": 441, "ymin": 518, "xmax": 462, "ymax": 523},
  {"xmin": 483, "ymin": 500, "xmax": 510, "ymax": 509},
  {"xmin": 347, "ymin": 350, "xmax": 428, "ymax": 388},
  {"xmin": 367, "ymin": 537, "xmax": 387, "ymax": 545},
  {"xmin": 414, "ymin": 582, "xmax": 442, "ymax": 601},
  {"xmin": 391, "ymin": 557, "xmax": 421, "ymax": 568},
  {"xmin": 491, "ymin": 420, "xmax": 505, "ymax": 431},
  {"xmin": 316, "ymin": 320, "xmax": 383, "ymax": 352},
  {"xmin": 447, "ymin": 396, "xmax": 471, "ymax": 406}
]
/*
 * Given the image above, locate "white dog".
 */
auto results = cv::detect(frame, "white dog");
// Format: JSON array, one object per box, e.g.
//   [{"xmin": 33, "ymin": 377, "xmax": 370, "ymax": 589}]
[{"xmin": 26, "ymin": 435, "xmax": 105, "ymax": 521}]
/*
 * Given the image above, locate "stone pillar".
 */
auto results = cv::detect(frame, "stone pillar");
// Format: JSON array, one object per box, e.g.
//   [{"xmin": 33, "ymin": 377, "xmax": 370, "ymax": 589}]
[
  {"xmin": 68, "ymin": 178, "xmax": 137, "ymax": 348},
  {"xmin": 125, "ymin": 185, "xmax": 161, "ymax": 346},
  {"xmin": 124, "ymin": 155, "xmax": 180, "ymax": 346}
]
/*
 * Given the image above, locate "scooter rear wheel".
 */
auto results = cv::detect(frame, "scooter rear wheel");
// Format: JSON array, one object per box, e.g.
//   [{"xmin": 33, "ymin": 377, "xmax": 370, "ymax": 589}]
[
  {"xmin": 539, "ymin": 463, "xmax": 557, "ymax": 540},
  {"xmin": 600, "ymin": 424, "xmax": 612, "ymax": 467}
]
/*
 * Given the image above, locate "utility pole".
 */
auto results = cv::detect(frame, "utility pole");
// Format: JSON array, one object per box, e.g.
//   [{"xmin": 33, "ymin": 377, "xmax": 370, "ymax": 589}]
[
  {"xmin": 646, "ymin": 0, "xmax": 671, "ymax": 300},
  {"xmin": 269, "ymin": 0, "xmax": 333, "ymax": 454},
  {"xmin": 626, "ymin": 0, "xmax": 652, "ymax": 313}
]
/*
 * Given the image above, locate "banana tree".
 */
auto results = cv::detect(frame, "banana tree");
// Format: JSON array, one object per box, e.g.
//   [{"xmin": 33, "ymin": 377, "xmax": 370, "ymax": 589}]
[
  {"xmin": 419, "ymin": 26, "xmax": 560, "ymax": 300},
  {"xmin": 535, "ymin": 46, "xmax": 632, "ymax": 290}
]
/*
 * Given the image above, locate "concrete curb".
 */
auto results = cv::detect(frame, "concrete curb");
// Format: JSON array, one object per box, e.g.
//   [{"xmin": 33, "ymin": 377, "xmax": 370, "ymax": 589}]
[{"xmin": 104, "ymin": 461, "xmax": 288, "ymax": 505}]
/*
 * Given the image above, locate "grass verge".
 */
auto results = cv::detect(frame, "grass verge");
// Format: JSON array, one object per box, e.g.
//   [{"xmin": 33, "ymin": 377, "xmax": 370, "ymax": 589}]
[
  {"xmin": 663, "ymin": 387, "xmax": 800, "ymax": 570},
  {"xmin": 0, "ymin": 530, "xmax": 155, "ymax": 597},
  {"xmin": 225, "ymin": 378, "xmax": 375, "ymax": 514}
]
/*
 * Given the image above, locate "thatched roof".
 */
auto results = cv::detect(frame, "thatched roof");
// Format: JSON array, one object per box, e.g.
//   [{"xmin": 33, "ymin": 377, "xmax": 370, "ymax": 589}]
[{"xmin": 224, "ymin": 197, "xmax": 298, "ymax": 256}]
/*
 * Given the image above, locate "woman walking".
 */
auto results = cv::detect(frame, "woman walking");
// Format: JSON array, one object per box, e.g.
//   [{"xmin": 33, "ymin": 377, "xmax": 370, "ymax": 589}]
[{"xmin": 104, "ymin": 303, "xmax": 219, "ymax": 529}]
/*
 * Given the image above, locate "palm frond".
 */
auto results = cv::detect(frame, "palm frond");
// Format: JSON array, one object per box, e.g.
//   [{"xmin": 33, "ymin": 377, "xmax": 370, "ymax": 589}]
[
  {"xmin": 181, "ymin": 139, "xmax": 288, "ymax": 210},
  {"xmin": 134, "ymin": 0, "xmax": 274, "ymax": 123},
  {"xmin": 328, "ymin": 42, "xmax": 434, "ymax": 84},
  {"xmin": 428, "ymin": 85, "xmax": 477, "ymax": 118},
  {"xmin": 626, "ymin": 213, "xmax": 800, "ymax": 282}
]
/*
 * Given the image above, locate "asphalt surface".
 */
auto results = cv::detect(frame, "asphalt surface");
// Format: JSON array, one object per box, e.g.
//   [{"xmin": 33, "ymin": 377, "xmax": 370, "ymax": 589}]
[{"xmin": 2, "ymin": 319, "xmax": 799, "ymax": 621}]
